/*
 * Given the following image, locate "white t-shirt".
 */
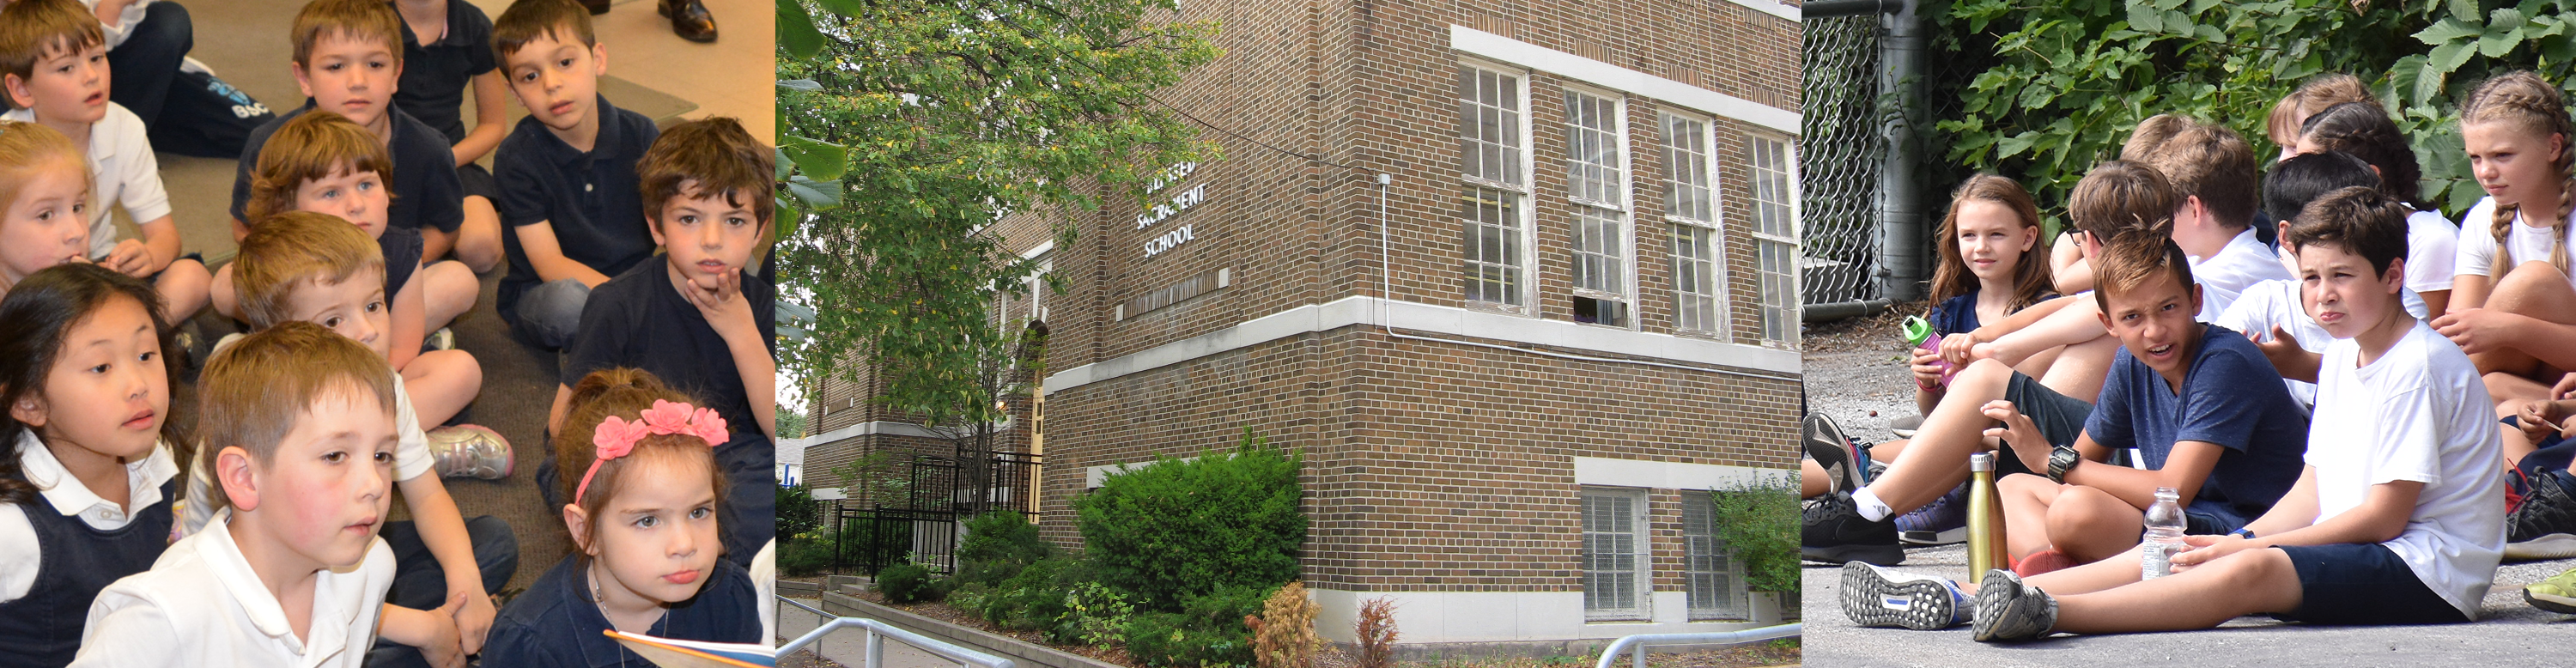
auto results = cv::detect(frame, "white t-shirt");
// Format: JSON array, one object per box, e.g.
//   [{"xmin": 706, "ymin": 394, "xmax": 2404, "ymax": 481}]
[
  {"xmin": 0, "ymin": 104, "xmax": 173, "ymax": 260},
  {"xmin": 2306, "ymin": 321, "xmax": 2506, "ymax": 619},
  {"xmin": 70, "ymin": 508, "xmax": 394, "ymax": 668},
  {"xmin": 0, "ymin": 434, "xmax": 179, "ymax": 602},
  {"xmin": 2190, "ymin": 228, "xmax": 2293, "ymax": 321},
  {"xmin": 179, "ymin": 373, "xmax": 430, "ymax": 537},
  {"xmin": 2404, "ymin": 209, "xmax": 2460, "ymax": 296},
  {"xmin": 2451, "ymin": 195, "xmax": 2576, "ymax": 286}
]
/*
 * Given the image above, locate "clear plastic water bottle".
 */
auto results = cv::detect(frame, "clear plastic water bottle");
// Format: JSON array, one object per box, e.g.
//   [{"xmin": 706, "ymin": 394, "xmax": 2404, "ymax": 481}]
[{"xmin": 2140, "ymin": 487, "xmax": 2186, "ymax": 580}]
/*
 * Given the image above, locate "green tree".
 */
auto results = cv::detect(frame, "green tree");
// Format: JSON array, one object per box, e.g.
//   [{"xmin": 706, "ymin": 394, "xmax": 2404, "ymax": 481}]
[
  {"xmin": 1708, "ymin": 480, "xmax": 1799, "ymax": 595},
  {"xmin": 775, "ymin": 0, "xmax": 1223, "ymax": 430},
  {"xmin": 1925, "ymin": 0, "xmax": 2576, "ymax": 232}
]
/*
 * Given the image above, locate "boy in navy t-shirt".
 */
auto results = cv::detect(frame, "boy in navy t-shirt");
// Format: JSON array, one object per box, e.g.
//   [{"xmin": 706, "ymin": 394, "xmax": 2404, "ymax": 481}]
[
  {"xmin": 1987, "ymin": 233, "xmax": 2310, "ymax": 574},
  {"xmin": 544, "ymin": 118, "xmax": 775, "ymax": 568}
]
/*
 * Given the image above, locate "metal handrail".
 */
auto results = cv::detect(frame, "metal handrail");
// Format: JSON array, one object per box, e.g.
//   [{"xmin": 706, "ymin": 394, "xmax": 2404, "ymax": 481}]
[
  {"xmin": 776, "ymin": 595, "xmax": 1017, "ymax": 668},
  {"xmin": 1591, "ymin": 624, "xmax": 1802, "ymax": 668}
]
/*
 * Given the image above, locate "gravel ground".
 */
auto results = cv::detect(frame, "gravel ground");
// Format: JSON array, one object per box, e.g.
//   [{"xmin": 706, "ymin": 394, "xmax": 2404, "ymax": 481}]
[{"xmin": 1797, "ymin": 311, "xmax": 2576, "ymax": 665}]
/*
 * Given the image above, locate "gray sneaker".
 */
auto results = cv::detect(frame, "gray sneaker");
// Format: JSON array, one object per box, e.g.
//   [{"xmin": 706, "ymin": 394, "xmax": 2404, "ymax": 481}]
[
  {"xmin": 1840, "ymin": 562, "xmax": 1967, "ymax": 629},
  {"xmin": 426, "ymin": 424, "xmax": 513, "ymax": 480},
  {"xmin": 1890, "ymin": 414, "xmax": 1924, "ymax": 438},
  {"xmin": 1971, "ymin": 568, "xmax": 2059, "ymax": 642},
  {"xmin": 426, "ymin": 327, "xmax": 459, "ymax": 352}
]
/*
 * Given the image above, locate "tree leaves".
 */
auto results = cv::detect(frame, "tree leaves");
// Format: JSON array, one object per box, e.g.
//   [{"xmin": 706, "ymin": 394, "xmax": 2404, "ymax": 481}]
[
  {"xmin": 1927, "ymin": 0, "xmax": 2576, "ymax": 226},
  {"xmin": 777, "ymin": 0, "xmax": 1221, "ymax": 427}
]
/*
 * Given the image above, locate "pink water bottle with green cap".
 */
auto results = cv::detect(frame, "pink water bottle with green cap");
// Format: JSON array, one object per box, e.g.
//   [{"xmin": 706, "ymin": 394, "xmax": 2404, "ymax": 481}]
[{"xmin": 1905, "ymin": 315, "xmax": 1959, "ymax": 388}]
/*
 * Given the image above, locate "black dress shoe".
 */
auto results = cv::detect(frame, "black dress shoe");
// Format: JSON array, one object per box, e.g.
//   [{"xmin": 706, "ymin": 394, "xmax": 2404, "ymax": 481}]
[{"xmin": 658, "ymin": 0, "xmax": 718, "ymax": 43}]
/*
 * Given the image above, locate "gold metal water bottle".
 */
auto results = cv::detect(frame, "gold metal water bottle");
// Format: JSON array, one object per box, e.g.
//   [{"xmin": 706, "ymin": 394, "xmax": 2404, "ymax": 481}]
[{"xmin": 1966, "ymin": 452, "xmax": 2007, "ymax": 584}]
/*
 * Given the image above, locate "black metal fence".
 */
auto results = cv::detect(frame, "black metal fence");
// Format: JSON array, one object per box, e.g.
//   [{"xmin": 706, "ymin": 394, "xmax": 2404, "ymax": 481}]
[{"xmin": 831, "ymin": 451, "xmax": 1042, "ymax": 575}]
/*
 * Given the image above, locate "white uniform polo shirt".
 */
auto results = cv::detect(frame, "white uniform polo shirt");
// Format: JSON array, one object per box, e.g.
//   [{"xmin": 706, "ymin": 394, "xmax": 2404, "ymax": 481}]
[{"xmin": 69, "ymin": 508, "xmax": 393, "ymax": 668}]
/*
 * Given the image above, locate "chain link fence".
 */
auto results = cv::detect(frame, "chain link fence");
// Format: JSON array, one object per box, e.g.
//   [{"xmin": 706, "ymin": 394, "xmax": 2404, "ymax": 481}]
[{"xmin": 1798, "ymin": 15, "xmax": 1885, "ymax": 309}]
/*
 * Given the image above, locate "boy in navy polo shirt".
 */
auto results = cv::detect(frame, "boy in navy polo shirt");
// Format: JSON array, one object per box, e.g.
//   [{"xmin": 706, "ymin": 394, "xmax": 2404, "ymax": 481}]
[
  {"xmin": 545, "ymin": 117, "xmax": 775, "ymax": 568},
  {"xmin": 222, "ymin": 0, "xmax": 477, "ymax": 339},
  {"xmin": 488, "ymin": 0, "xmax": 659, "ymax": 349},
  {"xmin": 392, "ymin": 0, "xmax": 505, "ymax": 274}
]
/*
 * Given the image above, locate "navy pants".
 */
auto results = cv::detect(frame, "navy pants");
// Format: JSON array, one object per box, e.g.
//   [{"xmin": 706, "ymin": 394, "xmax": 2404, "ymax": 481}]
[
  {"xmin": 106, "ymin": 2, "xmax": 273, "ymax": 158},
  {"xmin": 364, "ymin": 516, "xmax": 519, "ymax": 668}
]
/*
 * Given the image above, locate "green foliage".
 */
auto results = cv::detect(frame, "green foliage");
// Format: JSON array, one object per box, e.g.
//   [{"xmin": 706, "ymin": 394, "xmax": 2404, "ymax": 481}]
[
  {"xmin": 877, "ymin": 563, "xmax": 941, "ymax": 604},
  {"xmin": 828, "ymin": 451, "xmax": 913, "ymax": 507},
  {"xmin": 957, "ymin": 510, "xmax": 1054, "ymax": 586},
  {"xmin": 969, "ymin": 556, "xmax": 1084, "ymax": 629},
  {"xmin": 1054, "ymin": 581, "xmax": 1137, "ymax": 647},
  {"xmin": 1708, "ymin": 479, "xmax": 1801, "ymax": 595},
  {"xmin": 1122, "ymin": 611, "xmax": 1254, "ymax": 668},
  {"xmin": 777, "ymin": 0, "xmax": 1224, "ymax": 428},
  {"xmin": 1076, "ymin": 430, "xmax": 1305, "ymax": 612},
  {"xmin": 777, "ymin": 485, "xmax": 823, "ymax": 540},
  {"xmin": 1928, "ymin": 0, "xmax": 2576, "ymax": 227},
  {"xmin": 780, "ymin": 537, "xmax": 837, "ymax": 576}
]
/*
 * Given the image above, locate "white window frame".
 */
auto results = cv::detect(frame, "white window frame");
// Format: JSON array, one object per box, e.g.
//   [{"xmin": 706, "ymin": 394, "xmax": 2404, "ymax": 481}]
[
  {"xmin": 1661, "ymin": 111, "xmax": 1726, "ymax": 336},
  {"xmin": 1746, "ymin": 133, "xmax": 1801, "ymax": 348},
  {"xmin": 1681, "ymin": 491, "xmax": 1751, "ymax": 621},
  {"xmin": 1561, "ymin": 85, "xmax": 1635, "ymax": 329},
  {"xmin": 1457, "ymin": 59, "xmax": 1538, "ymax": 313},
  {"xmin": 1579, "ymin": 486, "xmax": 1652, "ymax": 622}
]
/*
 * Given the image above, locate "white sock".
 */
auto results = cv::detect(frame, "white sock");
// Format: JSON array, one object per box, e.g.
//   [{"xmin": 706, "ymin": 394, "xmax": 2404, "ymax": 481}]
[{"xmin": 1853, "ymin": 487, "xmax": 1893, "ymax": 522}]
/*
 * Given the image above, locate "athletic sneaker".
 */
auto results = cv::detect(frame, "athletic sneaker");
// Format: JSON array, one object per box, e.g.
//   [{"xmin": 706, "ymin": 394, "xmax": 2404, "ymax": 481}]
[
  {"xmin": 1802, "ymin": 491, "xmax": 1904, "ymax": 565},
  {"xmin": 1896, "ymin": 483, "xmax": 1969, "ymax": 545},
  {"xmin": 1971, "ymin": 568, "xmax": 2058, "ymax": 642},
  {"xmin": 2529, "ymin": 567, "xmax": 2576, "ymax": 614},
  {"xmin": 2506, "ymin": 469, "xmax": 2576, "ymax": 560},
  {"xmin": 427, "ymin": 424, "xmax": 513, "ymax": 480},
  {"xmin": 1839, "ymin": 562, "xmax": 1969, "ymax": 629},
  {"xmin": 2012, "ymin": 548, "xmax": 2075, "ymax": 578},
  {"xmin": 1889, "ymin": 414, "xmax": 1923, "ymax": 439},
  {"xmin": 1802, "ymin": 414, "xmax": 1868, "ymax": 495},
  {"xmin": 425, "ymin": 327, "xmax": 459, "ymax": 352}
]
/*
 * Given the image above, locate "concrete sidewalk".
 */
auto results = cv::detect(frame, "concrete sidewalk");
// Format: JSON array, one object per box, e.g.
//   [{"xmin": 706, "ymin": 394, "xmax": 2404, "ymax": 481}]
[
  {"xmin": 777, "ymin": 597, "xmax": 971, "ymax": 668},
  {"xmin": 1801, "ymin": 544, "xmax": 2574, "ymax": 667}
]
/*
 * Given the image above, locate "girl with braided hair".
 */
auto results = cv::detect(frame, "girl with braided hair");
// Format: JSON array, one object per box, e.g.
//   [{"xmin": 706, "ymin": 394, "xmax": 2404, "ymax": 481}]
[{"xmin": 2433, "ymin": 70, "xmax": 2576, "ymax": 407}]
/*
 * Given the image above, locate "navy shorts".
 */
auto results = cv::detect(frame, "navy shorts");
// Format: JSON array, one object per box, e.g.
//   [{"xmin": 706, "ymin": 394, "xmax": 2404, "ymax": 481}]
[
  {"xmin": 2183, "ymin": 505, "xmax": 2251, "ymax": 535},
  {"xmin": 459, "ymin": 162, "xmax": 498, "ymax": 202},
  {"xmin": 2275, "ymin": 543, "xmax": 2468, "ymax": 626},
  {"xmin": 1998, "ymin": 370, "xmax": 2093, "ymax": 478}
]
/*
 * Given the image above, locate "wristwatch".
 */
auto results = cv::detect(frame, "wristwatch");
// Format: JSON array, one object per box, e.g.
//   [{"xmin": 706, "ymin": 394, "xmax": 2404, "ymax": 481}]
[
  {"xmin": 2047, "ymin": 445, "xmax": 2082, "ymax": 483},
  {"xmin": 2231, "ymin": 528, "xmax": 2257, "ymax": 540}
]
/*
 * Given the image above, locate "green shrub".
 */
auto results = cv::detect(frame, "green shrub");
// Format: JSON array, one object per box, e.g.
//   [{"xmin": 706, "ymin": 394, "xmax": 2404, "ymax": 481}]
[
  {"xmin": 1709, "ymin": 479, "xmax": 1800, "ymax": 595},
  {"xmin": 1051, "ymin": 581, "xmax": 1136, "ymax": 647},
  {"xmin": 876, "ymin": 563, "xmax": 941, "ymax": 604},
  {"xmin": 1122, "ymin": 611, "xmax": 1253, "ymax": 668},
  {"xmin": 980, "ymin": 556, "xmax": 1079, "ymax": 629},
  {"xmin": 779, "ymin": 537, "xmax": 836, "ymax": 576},
  {"xmin": 1179, "ymin": 584, "xmax": 1269, "ymax": 633},
  {"xmin": 1077, "ymin": 429, "xmax": 1304, "ymax": 612},
  {"xmin": 777, "ymin": 485, "xmax": 824, "ymax": 540},
  {"xmin": 957, "ymin": 510, "xmax": 1052, "ymax": 586}
]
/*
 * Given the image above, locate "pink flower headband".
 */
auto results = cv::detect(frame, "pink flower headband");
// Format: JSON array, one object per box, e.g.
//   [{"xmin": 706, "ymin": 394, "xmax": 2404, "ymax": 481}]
[{"xmin": 576, "ymin": 399, "xmax": 729, "ymax": 503}]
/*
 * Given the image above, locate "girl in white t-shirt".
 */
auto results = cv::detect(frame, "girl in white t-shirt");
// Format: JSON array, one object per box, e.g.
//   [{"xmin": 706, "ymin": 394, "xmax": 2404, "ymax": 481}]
[
  {"xmin": 2293, "ymin": 101, "xmax": 2459, "ymax": 316},
  {"xmin": 2433, "ymin": 71, "xmax": 2576, "ymax": 407},
  {"xmin": 0, "ymin": 122, "xmax": 93, "ymax": 301}
]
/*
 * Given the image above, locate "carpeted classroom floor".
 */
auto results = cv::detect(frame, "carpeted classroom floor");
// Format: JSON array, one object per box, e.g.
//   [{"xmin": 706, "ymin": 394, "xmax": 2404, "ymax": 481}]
[{"xmin": 158, "ymin": 0, "xmax": 772, "ymax": 597}]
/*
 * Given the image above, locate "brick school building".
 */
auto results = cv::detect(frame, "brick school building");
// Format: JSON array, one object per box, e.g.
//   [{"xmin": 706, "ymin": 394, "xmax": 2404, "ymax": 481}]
[{"xmin": 792, "ymin": 0, "xmax": 1808, "ymax": 651}]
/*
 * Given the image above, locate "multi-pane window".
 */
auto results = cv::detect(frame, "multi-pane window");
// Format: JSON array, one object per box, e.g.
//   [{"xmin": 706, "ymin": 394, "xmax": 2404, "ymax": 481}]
[
  {"xmin": 1459, "ymin": 64, "xmax": 1529, "ymax": 308},
  {"xmin": 1461, "ymin": 187, "xmax": 1524, "ymax": 305},
  {"xmin": 1564, "ymin": 89, "xmax": 1628, "ymax": 325},
  {"xmin": 1663, "ymin": 113, "xmax": 1721, "ymax": 333},
  {"xmin": 1747, "ymin": 134, "xmax": 1800, "ymax": 346},
  {"xmin": 1683, "ymin": 492, "xmax": 1749, "ymax": 620},
  {"xmin": 1581, "ymin": 488, "xmax": 1649, "ymax": 620}
]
